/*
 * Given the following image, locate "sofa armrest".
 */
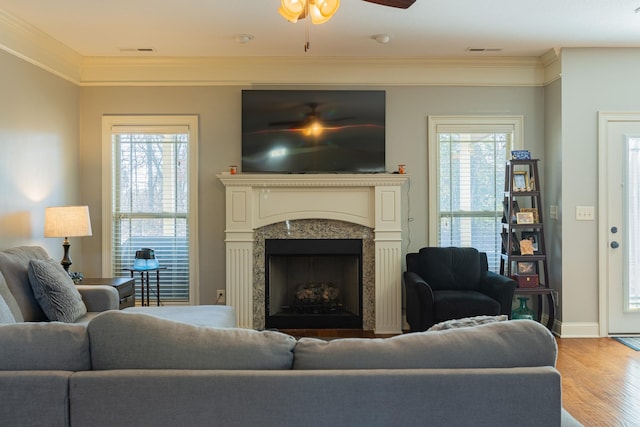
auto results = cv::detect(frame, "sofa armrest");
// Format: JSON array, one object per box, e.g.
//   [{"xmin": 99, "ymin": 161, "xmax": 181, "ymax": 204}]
[
  {"xmin": 76, "ymin": 285, "xmax": 119, "ymax": 312},
  {"xmin": 478, "ymin": 272, "xmax": 517, "ymax": 317},
  {"xmin": 403, "ymin": 271, "xmax": 435, "ymax": 332}
]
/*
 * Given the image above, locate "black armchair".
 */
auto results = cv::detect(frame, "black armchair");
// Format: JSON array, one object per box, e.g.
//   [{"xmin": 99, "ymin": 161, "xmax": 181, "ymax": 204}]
[{"xmin": 404, "ymin": 247, "xmax": 516, "ymax": 332}]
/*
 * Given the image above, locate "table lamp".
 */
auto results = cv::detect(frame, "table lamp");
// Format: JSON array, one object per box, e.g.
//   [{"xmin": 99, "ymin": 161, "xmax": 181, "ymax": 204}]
[{"xmin": 44, "ymin": 205, "xmax": 92, "ymax": 272}]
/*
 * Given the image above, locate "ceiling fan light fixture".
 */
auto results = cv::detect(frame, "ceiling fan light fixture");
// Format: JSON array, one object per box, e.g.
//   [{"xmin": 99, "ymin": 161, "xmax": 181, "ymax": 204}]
[
  {"xmin": 279, "ymin": 0, "xmax": 307, "ymax": 23},
  {"xmin": 279, "ymin": 5, "xmax": 303, "ymax": 23},
  {"xmin": 315, "ymin": 0, "xmax": 340, "ymax": 18},
  {"xmin": 279, "ymin": 0, "xmax": 339, "ymax": 25}
]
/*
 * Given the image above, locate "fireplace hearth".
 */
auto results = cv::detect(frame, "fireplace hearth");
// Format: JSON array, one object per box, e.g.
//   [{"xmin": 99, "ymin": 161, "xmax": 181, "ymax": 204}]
[{"xmin": 265, "ymin": 239, "xmax": 362, "ymax": 329}]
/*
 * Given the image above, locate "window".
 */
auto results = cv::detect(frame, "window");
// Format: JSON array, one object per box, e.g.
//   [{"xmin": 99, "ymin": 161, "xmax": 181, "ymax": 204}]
[
  {"xmin": 102, "ymin": 116, "xmax": 199, "ymax": 304},
  {"xmin": 427, "ymin": 116, "xmax": 523, "ymax": 272}
]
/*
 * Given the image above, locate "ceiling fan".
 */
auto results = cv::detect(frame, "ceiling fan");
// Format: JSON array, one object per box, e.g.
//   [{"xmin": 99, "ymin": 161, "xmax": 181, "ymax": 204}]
[
  {"xmin": 362, "ymin": 0, "xmax": 416, "ymax": 8},
  {"xmin": 279, "ymin": 0, "xmax": 416, "ymax": 25},
  {"xmin": 278, "ymin": 0, "xmax": 416, "ymax": 50}
]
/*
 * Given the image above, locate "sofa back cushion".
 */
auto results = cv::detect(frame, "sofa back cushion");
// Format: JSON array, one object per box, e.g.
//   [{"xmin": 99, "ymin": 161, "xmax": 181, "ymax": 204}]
[
  {"xmin": 0, "ymin": 322, "xmax": 90, "ymax": 371},
  {"xmin": 88, "ymin": 311, "xmax": 297, "ymax": 370},
  {"xmin": 0, "ymin": 246, "xmax": 50, "ymax": 321},
  {"xmin": 293, "ymin": 319, "xmax": 557, "ymax": 370}
]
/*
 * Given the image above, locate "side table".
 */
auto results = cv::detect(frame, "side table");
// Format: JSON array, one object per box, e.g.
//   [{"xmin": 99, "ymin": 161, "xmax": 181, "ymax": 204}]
[
  {"xmin": 123, "ymin": 267, "xmax": 167, "ymax": 307},
  {"xmin": 80, "ymin": 277, "xmax": 136, "ymax": 309}
]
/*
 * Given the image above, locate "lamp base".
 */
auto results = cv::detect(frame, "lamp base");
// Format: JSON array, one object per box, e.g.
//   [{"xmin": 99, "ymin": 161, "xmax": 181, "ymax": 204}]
[{"xmin": 60, "ymin": 238, "xmax": 72, "ymax": 272}]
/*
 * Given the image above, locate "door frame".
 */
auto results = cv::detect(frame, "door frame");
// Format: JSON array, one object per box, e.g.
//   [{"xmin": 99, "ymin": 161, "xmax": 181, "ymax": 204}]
[{"xmin": 597, "ymin": 111, "xmax": 640, "ymax": 336}]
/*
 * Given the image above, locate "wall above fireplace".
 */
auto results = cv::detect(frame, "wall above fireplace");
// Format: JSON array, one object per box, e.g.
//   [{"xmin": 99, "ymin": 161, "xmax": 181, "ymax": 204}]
[{"xmin": 217, "ymin": 173, "xmax": 408, "ymax": 334}]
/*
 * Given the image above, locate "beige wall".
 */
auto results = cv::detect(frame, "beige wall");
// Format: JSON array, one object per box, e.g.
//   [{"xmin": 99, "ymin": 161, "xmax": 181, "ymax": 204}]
[
  {"xmin": 558, "ymin": 48, "xmax": 640, "ymax": 335},
  {"xmin": 544, "ymin": 78, "xmax": 563, "ymax": 319},
  {"xmin": 0, "ymin": 50, "xmax": 81, "ymax": 265},
  {"xmin": 79, "ymin": 84, "xmax": 544, "ymax": 305}
]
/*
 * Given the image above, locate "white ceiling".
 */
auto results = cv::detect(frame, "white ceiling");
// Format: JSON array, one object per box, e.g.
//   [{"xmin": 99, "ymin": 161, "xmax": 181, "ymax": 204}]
[{"xmin": 1, "ymin": 0, "xmax": 640, "ymax": 58}]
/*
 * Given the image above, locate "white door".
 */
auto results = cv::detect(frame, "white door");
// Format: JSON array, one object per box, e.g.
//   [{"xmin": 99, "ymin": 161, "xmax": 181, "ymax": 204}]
[{"xmin": 600, "ymin": 113, "xmax": 640, "ymax": 335}]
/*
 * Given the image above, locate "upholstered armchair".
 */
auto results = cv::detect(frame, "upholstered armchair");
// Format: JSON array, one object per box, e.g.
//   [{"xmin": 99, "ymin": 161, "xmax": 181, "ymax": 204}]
[{"xmin": 404, "ymin": 247, "xmax": 516, "ymax": 332}]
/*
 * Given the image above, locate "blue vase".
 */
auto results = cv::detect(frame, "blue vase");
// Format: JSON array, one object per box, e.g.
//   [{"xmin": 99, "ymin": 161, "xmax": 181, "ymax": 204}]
[{"xmin": 512, "ymin": 297, "xmax": 535, "ymax": 320}]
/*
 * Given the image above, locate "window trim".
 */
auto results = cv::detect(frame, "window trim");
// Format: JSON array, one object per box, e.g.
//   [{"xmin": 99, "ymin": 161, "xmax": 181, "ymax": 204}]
[
  {"xmin": 101, "ymin": 115, "xmax": 199, "ymax": 304},
  {"xmin": 427, "ymin": 115, "xmax": 524, "ymax": 246}
]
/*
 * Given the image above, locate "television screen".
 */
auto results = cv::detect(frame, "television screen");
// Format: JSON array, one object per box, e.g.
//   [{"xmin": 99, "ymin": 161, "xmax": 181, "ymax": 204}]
[{"xmin": 241, "ymin": 90, "xmax": 385, "ymax": 173}]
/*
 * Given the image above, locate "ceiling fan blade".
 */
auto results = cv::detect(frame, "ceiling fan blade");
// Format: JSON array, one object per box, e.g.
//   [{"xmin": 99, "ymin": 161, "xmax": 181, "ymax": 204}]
[{"xmin": 362, "ymin": 0, "xmax": 416, "ymax": 9}]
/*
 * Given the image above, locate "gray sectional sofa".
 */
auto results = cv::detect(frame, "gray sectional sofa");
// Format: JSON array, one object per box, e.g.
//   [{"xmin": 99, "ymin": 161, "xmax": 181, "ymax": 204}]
[
  {"xmin": 1, "ymin": 311, "xmax": 582, "ymax": 427},
  {"xmin": 0, "ymin": 245, "xmax": 582, "ymax": 427}
]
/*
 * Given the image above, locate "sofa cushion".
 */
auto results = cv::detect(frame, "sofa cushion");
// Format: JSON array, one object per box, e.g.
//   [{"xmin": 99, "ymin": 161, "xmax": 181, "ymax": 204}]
[
  {"xmin": 293, "ymin": 319, "xmax": 557, "ymax": 370},
  {"xmin": 0, "ymin": 322, "xmax": 91, "ymax": 371},
  {"xmin": 0, "ymin": 246, "xmax": 50, "ymax": 321},
  {"xmin": 122, "ymin": 305, "xmax": 237, "ymax": 328},
  {"xmin": 88, "ymin": 311, "xmax": 296, "ymax": 370},
  {"xmin": 0, "ymin": 293, "xmax": 16, "ymax": 324},
  {"xmin": 28, "ymin": 259, "xmax": 87, "ymax": 323}
]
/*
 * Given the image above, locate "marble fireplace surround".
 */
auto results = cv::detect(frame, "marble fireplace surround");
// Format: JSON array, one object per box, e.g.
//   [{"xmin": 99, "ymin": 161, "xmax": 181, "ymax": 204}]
[{"xmin": 217, "ymin": 173, "xmax": 407, "ymax": 334}]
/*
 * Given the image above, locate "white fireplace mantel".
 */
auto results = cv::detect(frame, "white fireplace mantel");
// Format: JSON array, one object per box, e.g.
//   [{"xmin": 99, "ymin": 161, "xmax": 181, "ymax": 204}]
[{"xmin": 217, "ymin": 173, "xmax": 408, "ymax": 334}]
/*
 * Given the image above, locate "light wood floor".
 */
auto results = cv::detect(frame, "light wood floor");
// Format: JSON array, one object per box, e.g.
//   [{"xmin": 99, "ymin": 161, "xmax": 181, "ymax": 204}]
[
  {"xmin": 556, "ymin": 337, "xmax": 640, "ymax": 427},
  {"xmin": 282, "ymin": 330, "xmax": 640, "ymax": 426}
]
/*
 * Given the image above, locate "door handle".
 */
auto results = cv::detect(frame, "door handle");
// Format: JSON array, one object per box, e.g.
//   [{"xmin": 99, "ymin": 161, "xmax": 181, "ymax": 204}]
[{"xmin": 611, "ymin": 241, "xmax": 620, "ymax": 249}]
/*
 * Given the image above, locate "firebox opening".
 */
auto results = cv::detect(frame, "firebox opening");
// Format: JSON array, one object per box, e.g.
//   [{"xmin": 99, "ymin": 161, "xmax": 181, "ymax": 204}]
[{"xmin": 265, "ymin": 239, "xmax": 363, "ymax": 329}]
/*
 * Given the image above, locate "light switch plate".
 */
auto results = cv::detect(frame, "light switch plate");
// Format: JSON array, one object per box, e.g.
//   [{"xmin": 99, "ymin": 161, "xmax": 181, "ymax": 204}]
[{"xmin": 576, "ymin": 206, "xmax": 595, "ymax": 221}]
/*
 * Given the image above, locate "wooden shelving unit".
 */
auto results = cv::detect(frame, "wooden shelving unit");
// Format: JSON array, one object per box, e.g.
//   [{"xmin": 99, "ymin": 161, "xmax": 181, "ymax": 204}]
[{"xmin": 500, "ymin": 159, "xmax": 555, "ymax": 330}]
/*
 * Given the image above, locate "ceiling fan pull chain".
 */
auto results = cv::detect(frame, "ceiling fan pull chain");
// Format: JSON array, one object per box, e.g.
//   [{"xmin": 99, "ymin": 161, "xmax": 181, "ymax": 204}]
[{"xmin": 304, "ymin": 6, "xmax": 311, "ymax": 52}]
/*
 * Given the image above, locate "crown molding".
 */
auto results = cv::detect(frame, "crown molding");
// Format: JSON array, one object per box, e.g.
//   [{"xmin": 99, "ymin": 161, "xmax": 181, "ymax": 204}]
[
  {"xmin": 0, "ymin": 9, "xmax": 82, "ymax": 84},
  {"xmin": 0, "ymin": 8, "xmax": 551, "ymax": 87},
  {"xmin": 79, "ymin": 55, "xmax": 546, "ymax": 87},
  {"xmin": 541, "ymin": 48, "xmax": 562, "ymax": 85}
]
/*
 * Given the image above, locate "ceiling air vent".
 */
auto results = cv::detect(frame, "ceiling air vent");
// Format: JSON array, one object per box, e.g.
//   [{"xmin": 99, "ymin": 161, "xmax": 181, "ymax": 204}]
[
  {"xmin": 466, "ymin": 48, "xmax": 503, "ymax": 53},
  {"xmin": 119, "ymin": 48, "xmax": 157, "ymax": 54}
]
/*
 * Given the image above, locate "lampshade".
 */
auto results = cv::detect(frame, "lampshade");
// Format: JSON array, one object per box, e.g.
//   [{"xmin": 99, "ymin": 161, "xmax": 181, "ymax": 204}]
[{"xmin": 44, "ymin": 206, "xmax": 92, "ymax": 238}]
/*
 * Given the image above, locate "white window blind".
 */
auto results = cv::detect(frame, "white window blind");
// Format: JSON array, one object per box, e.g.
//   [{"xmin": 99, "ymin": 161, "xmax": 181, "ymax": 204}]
[
  {"xmin": 105, "ymin": 120, "xmax": 196, "ymax": 303},
  {"xmin": 428, "ymin": 116, "xmax": 522, "ymax": 272}
]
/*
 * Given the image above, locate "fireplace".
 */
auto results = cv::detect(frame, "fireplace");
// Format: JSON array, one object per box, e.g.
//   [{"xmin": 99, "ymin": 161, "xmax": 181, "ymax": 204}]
[
  {"xmin": 217, "ymin": 173, "xmax": 407, "ymax": 334},
  {"xmin": 265, "ymin": 239, "xmax": 362, "ymax": 329}
]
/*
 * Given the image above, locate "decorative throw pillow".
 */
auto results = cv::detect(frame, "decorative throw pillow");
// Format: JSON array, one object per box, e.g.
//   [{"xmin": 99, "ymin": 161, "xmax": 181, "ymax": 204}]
[
  {"xmin": 0, "ymin": 294, "xmax": 16, "ymax": 323},
  {"xmin": 427, "ymin": 315, "xmax": 508, "ymax": 331},
  {"xmin": 28, "ymin": 259, "xmax": 87, "ymax": 323}
]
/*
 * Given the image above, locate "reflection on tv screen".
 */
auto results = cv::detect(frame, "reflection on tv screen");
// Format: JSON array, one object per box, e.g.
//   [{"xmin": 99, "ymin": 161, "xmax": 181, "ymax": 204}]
[{"xmin": 242, "ymin": 90, "xmax": 386, "ymax": 173}]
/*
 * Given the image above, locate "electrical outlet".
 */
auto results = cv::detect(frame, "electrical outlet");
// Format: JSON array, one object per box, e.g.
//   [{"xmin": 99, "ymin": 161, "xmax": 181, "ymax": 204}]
[{"xmin": 216, "ymin": 289, "xmax": 226, "ymax": 304}]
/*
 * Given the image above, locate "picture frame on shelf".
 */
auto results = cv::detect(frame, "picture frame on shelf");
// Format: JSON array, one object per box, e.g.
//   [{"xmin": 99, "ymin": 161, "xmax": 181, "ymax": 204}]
[
  {"xmin": 513, "ymin": 171, "xmax": 530, "ymax": 192},
  {"xmin": 521, "ymin": 231, "xmax": 540, "ymax": 252},
  {"xmin": 502, "ymin": 232, "xmax": 521, "ymax": 254},
  {"xmin": 516, "ymin": 211, "xmax": 535, "ymax": 224},
  {"xmin": 502, "ymin": 200, "xmax": 520, "ymax": 223},
  {"xmin": 519, "ymin": 207, "xmax": 539, "ymax": 223},
  {"xmin": 511, "ymin": 150, "xmax": 531, "ymax": 160},
  {"xmin": 517, "ymin": 261, "xmax": 536, "ymax": 275}
]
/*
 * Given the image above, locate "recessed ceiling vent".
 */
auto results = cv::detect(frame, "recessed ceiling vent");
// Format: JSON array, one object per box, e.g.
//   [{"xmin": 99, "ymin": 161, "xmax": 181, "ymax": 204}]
[
  {"xmin": 119, "ymin": 48, "xmax": 157, "ymax": 54},
  {"xmin": 466, "ymin": 47, "xmax": 503, "ymax": 52}
]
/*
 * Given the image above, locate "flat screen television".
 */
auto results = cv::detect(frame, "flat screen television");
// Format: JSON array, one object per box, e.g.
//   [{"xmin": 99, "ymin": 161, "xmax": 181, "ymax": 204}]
[{"xmin": 241, "ymin": 90, "xmax": 385, "ymax": 173}]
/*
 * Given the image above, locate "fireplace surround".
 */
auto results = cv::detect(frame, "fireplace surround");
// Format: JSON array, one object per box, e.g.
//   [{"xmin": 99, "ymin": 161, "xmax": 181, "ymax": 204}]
[
  {"xmin": 265, "ymin": 238, "xmax": 363, "ymax": 329},
  {"xmin": 217, "ymin": 173, "xmax": 407, "ymax": 334}
]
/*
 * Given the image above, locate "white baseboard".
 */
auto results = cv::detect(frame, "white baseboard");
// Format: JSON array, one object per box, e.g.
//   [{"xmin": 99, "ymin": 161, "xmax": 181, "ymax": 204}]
[{"xmin": 553, "ymin": 321, "xmax": 601, "ymax": 338}]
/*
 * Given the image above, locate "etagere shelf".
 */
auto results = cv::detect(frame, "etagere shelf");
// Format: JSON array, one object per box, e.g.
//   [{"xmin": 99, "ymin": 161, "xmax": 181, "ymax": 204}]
[{"xmin": 500, "ymin": 159, "xmax": 555, "ymax": 330}]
